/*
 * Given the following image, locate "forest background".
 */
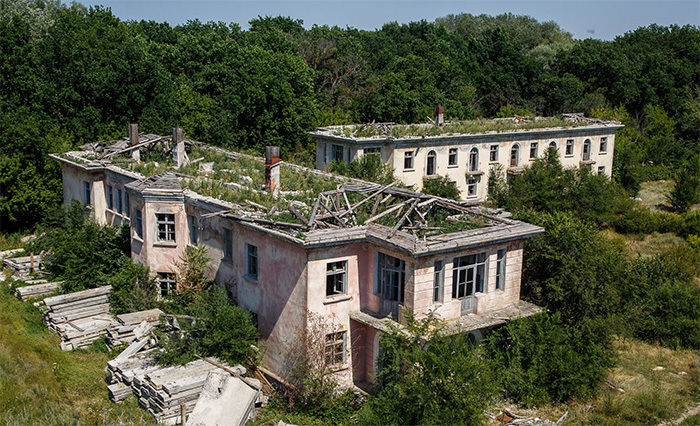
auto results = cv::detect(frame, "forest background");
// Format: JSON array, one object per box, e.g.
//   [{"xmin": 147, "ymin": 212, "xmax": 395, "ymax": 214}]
[{"xmin": 1, "ymin": 0, "xmax": 698, "ymax": 233}]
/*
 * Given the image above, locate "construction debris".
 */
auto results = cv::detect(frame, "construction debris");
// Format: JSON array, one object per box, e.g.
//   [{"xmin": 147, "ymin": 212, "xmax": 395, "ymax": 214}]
[
  {"xmin": 14, "ymin": 281, "xmax": 62, "ymax": 301},
  {"xmin": 186, "ymin": 371, "xmax": 260, "ymax": 426},
  {"xmin": 106, "ymin": 308, "xmax": 163, "ymax": 351},
  {"xmin": 42, "ymin": 286, "xmax": 115, "ymax": 350},
  {"xmin": 3, "ymin": 254, "xmax": 46, "ymax": 278}
]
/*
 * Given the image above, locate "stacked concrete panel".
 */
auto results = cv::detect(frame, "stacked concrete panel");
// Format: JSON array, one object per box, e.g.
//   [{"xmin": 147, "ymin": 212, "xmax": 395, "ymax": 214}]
[
  {"xmin": 106, "ymin": 309, "xmax": 163, "ymax": 351},
  {"xmin": 14, "ymin": 281, "xmax": 62, "ymax": 301}
]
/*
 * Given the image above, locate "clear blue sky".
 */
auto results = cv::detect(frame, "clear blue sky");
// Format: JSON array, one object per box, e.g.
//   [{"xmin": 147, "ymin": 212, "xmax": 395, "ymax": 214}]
[{"xmin": 80, "ymin": 0, "xmax": 699, "ymax": 40}]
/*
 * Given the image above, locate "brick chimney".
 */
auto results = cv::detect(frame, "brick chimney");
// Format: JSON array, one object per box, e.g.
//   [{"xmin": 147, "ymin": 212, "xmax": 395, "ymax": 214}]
[
  {"xmin": 172, "ymin": 127, "xmax": 187, "ymax": 169},
  {"xmin": 436, "ymin": 106, "xmax": 445, "ymax": 126},
  {"xmin": 264, "ymin": 146, "xmax": 281, "ymax": 197},
  {"xmin": 129, "ymin": 124, "xmax": 140, "ymax": 161}
]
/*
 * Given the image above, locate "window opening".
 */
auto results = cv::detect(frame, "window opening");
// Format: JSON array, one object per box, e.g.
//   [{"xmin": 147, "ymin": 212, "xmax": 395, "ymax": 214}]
[
  {"xmin": 325, "ymin": 331, "xmax": 346, "ymax": 365},
  {"xmin": 468, "ymin": 147, "xmax": 479, "ymax": 172},
  {"xmin": 156, "ymin": 213, "xmax": 175, "ymax": 242},
  {"xmin": 246, "ymin": 244, "xmax": 258, "ymax": 279},
  {"xmin": 510, "ymin": 145, "xmax": 520, "ymax": 168},
  {"xmin": 448, "ymin": 148, "xmax": 458, "ymax": 166},
  {"xmin": 158, "ymin": 272, "xmax": 176, "ymax": 297},
  {"xmin": 116, "ymin": 188, "xmax": 123, "ymax": 214},
  {"xmin": 495, "ymin": 249, "xmax": 506, "ymax": 290},
  {"xmin": 426, "ymin": 150, "xmax": 436, "ymax": 176},
  {"xmin": 326, "ymin": 260, "xmax": 348, "ymax": 296},
  {"xmin": 189, "ymin": 215, "xmax": 197, "ymax": 244},
  {"xmin": 529, "ymin": 142, "xmax": 538, "ymax": 159},
  {"xmin": 331, "ymin": 144, "xmax": 344, "ymax": 162},
  {"xmin": 582, "ymin": 139, "xmax": 591, "ymax": 161},
  {"xmin": 404, "ymin": 151, "xmax": 414, "ymax": 170},
  {"xmin": 134, "ymin": 209, "xmax": 143, "ymax": 238},
  {"xmin": 223, "ymin": 228, "xmax": 232, "ymax": 261},
  {"xmin": 377, "ymin": 253, "xmax": 405, "ymax": 303},
  {"xmin": 467, "ymin": 178, "xmax": 477, "ymax": 196},
  {"xmin": 452, "ymin": 253, "xmax": 486, "ymax": 298},
  {"xmin": 599, "ymin": 137, "xmax": 607, "ymax": 153},
  {"xmin": 598, "ymin": 166, "xmax": 605, "ymax": 175},
  {"xmin": 489, "ymin": 145, "xmax": 498, "ymax": 162},
  {"xmin": 549, "ymin": 141, "xmax": 557, "ymax": 150},
  {"xmin": 433, "ymin": 260, "xmax": 444, "ymax": 303},
  {"xmin": 565, "ymin": 139, "xmax": 574, "ymax": 156},
  {"xmin": 125, "ymin": 194, "xmax": 130, "ymax": 217},
  {"xmin": 107, "ymin": 185, "xmax": 113, "ymax": 210},
  {"xmin": 83, "ymin": 181, "xmax": 91, "ymax": 205}
]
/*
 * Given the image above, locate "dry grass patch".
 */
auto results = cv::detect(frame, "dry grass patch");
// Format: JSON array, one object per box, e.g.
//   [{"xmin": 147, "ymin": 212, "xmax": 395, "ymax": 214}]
[
  {"xmin": 638, "ymin": 180, "xmax": 675, "ymax": 212},
  {"xmin": 608, "ymin": 230, "xmax": 686, "ymax": 259}
]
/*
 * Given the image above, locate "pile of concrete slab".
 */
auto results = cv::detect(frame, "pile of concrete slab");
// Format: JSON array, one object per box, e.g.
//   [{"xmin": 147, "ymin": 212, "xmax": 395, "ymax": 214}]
[
  {"xmin": 14, "ymin": 280, "xmax": 62, "ymax": 301},
  {"xmin": 2, "ymin": 254, "xmax": 46, "ymax": 278},
  {"xmin": 42, "ymin": 285, "xmax": 115, "ymax": 350},
  {"xmin": 106, "ymin": 309, "xmax": 163, "ymax": 351},
  {"xmin": 107, "ymin": 344, "xmax": 255, "ymax": 425}
]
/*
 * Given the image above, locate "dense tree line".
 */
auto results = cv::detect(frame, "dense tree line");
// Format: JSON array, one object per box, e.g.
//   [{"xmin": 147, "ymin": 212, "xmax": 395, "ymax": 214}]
[{"xmin": 1, "ymin": 2, "xmax": 698, "ymax": 232}]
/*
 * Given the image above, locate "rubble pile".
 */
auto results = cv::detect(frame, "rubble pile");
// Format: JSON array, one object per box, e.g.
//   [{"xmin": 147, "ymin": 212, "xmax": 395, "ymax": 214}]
[
  {"xmin": 42, "ymin": 285, "xmax": 115, "ymax": 350},
  {"xmin": 106, "ymin": 308, "xmax": 163, "ymax": 351},
  {"xmin": 14, "ymin": 280, "xmax": 61, "ymax": 301}
]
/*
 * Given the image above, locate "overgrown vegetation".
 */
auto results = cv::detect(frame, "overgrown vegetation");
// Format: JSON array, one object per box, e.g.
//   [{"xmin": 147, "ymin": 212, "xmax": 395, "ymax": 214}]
[
  {"xmin": 329, "ymin": 154, "xmax": 395, "ymax": 185},
  {"xmin": 421, "ymin": 175, "xmax": 461, "ymax": 200}
]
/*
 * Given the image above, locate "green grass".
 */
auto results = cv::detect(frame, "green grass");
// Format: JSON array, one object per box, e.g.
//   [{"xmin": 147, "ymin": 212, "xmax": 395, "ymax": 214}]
[{"xmin": 0, "ymin": 278, "xmax": 154, "ymax": 425}]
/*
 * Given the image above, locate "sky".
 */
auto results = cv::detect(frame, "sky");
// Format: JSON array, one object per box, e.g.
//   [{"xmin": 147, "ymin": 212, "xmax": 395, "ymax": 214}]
[{"xmin": 79, "ymin": 0, "xmax": 700, "ymax": 40}]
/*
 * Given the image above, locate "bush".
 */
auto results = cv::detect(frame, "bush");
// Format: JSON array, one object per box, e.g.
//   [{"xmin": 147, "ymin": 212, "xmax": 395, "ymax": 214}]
[
  {"xmin": 484, "ymin": 313, "xmax": 615, "ymax": 405},
  {"xmin": 421, "ymin": 175, "xmax": 461, "ymax": 200},
  {"xmin": 668, "ymin": 158, "xmax": 700, "ymax": 213},
  {"xmin": 108, "ymin": 261, "xmax": 158, "ymax": 315},
  {"xmin": 329, "ymin": 154, "xmax": 395, "ymax": 185},
  {"xmin": 611, "ymin": 208, "xmax": 684, "ymax": 234},
  {"xmin": 360, "ymin": 311, "xmax": 498, "ymax": 425}
]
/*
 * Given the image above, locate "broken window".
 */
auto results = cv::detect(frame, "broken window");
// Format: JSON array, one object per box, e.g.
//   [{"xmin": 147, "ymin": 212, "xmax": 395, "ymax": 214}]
[
  {"xmin": 325, "ymin": 331, "xmax": 346, "ymax": 365},
  {"xmin": 134, "ymin": 209, "xmax": 143, "ymax": 238},
  {"xmin": 582, "ymin": 139, "xmax": 591, "ymax": 161},
  {"xmin": 467, "ymin": 178, "xmax": 477, "ymax": 197},
  {"xmin": 377, "ymin": 253, "xmax": 405, "ymax": 303},
  {"xmin": 565, "ymin": 139, "xmax": 574, "ymax": 156},
  {"xmin": 158, "ymin": 272, "xmax": 177, "ymax": 297},
  {"xmin": 433, "ymin": 260, "xmax": 444, "ymax": 303},
  {"xmin": 331, "ymin": 144, "xmax": 344, "ymax": 163},
  {"xmin": 495, "ymin": 249, "xmax": 506, "ymax": 290},
  {"xmin": 404, "ymin": 151, "xmax": 414, "ymax": 170},
  {"xmin": 189, "ymin": 215, "xmax": 197, "ymax": 245},
  {"xmin": 223, "ymin": 228, "xmax": 232, "ymax": 262},
  {"xmin": 489, "ymin": 145, "xmax": 498, "ymax": 162},
  {"xmin": 246, "ymin": 244, "xmax": 258, "ymax": 280},
  {"xmin": 156, "ymin": 213, "xmax": 175, "ymax": 242},
  {"xmin": 116, "ymin": 188, "xmax": 123, "ymax": 214},
  {"xmin": 510, "ymin": 144, "xmax": 520, "ymax": 168},
  {"xmin": 326, "ymin": 260, "xmax": 347, "ymax": 296},
  {"xmin": 448, "ymin": 148, "xmax": 458, "ymax": 166},
  {"xmin": 529, "ymin": 142, "xmax": 538, "ymax": 159},
  {"xmin": 452, "ymin": 253, "xmax": 486, "ymax": 299},
  {"xmin": 598, "ymin": 166, "xmax": 605, "ymax": 175},
  {"xmin": 83, "ymin": 181, "xmax": 91, "ymax": 205},
  {"xmin": 549, "ymin": 141, "xmax": 557, "ymax": 151},
  {"xmin": 468, "ymin": 147, "xmax": 479, "ymax": 172},
  {"xmin": 107, "ymin": 185, "xmax": 113, "ymax": 210},
  {"xmin": 599, "ymin": 137, "xmax": 608, "ymax": 153},
  {"xmin": 426, "ymin": 150, "xmax": 436, "ymax": 176}
]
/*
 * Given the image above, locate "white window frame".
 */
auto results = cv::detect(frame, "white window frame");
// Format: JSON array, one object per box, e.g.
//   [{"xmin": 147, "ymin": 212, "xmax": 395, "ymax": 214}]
[
  {"xmin": 468, "ymin": 147, "xmax": 479, "ymax": 172},
  {"xmin": 452, "ymin": 253, "xmax": 486, "ymax": 299},
  {"xmin": 433, "ymin": 260, "xmax": 444, "ymax": 303},
  {"xmin": 495, "ymin": 249, "xmax": 506, "ymax": 290},
  {"xmin": 426, "ymin": 150, "xmax": 437, "ymax": 176},
  {"xmin": 565, "ymin": 139, "xmax": 574, "ymax": 156},
  {"xmin": 529, "ymin": 142, "xmax": 538, "ymax": 159},
  {"xmin": 448, "ymin": 148, "xmax": 458, "ymax": 166},
  {"xmin": 156, "ymin": 213, "xmax": 176, "ymax": 242},
  {"xmin": 467, "ymin": 178, "xmax": 477, "ymax": 197},
  {"xmin": 599, "ymin": 137, "xmax": 608, "ymax": 154},
  {"xmin": 326, "ymin": 260, "xmax": 348, "ymax": 297},
  {"xmin": 489, "ymin": 145, "xmax": 498, "ymax": 162},
  {"xmin": 158, "ymin": 272, "xmax": 177, "ymax": 298},
  {"xmin": 582, "ymin": 139, "xmax": 592, "ymax": 161},
  {"xmin": 403, "ymin": 151, "xmax": 414, "ymax": 171},
  {"xmin": 510, "ymin": 144, "xmax": 520, "ymax": 168},
  {"xmin": 246, "ymin": 243, "xmax": 258, "ymax": 280}
]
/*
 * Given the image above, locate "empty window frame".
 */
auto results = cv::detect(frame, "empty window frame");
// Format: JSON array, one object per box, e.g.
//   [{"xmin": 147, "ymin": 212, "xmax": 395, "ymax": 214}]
[
  {"xmin": 489, "ymin": 145, "xmax": 498, "ymax": 162},
  {"xmin": 377, "ymin": 253, "xmax": 405, "ymax": 303},
  {"xmin": 156, "ymin": 213, "xmax": 175, "ymax": 242},
  {"xmin": 529, "ymin": 142, "xmax": 538, "ymax": 159},
  {"xmin": 347, "ymin": 147, "xmax": 352, "ymax": 163},
  {"xmin": 107, "ymin": 185, "xmax": 113, "ymax": 210},
  {"xmin": 549, "ymin": 141, "xmax": 557, "ymax": 151},
  {"xmin": 582, "ymin": 139, "xmax": 592, "ymax": 161},
  {"xmin": 433, "ymin": 260, "xmax": 444, "ymax": 303},
  {"xmin": 565, "ymin": 139, "xmax": 574, "ymax": 156},
  {"xmin": 452, "ymin": 253, "xmax": 486, "ymax": 299},
  {"xmin": 326, "ymin": 260, "xmax": 348, "ymax": 296},
  {"xmin": 467, "ymin": 178, "xmax": 477, "ymax": 197},
  {"xmin": 510, "ymin": 144, "xmax": 520, "ymax": 168},
  {"xmin": 246, "ymin": 244, "xmax": 258, "ymax": 280},
  {"xmin": 188, "ymin": 215, "xmax": 197, "ymax": 244},
  {"xmin": 325, "ymin": 331, "xmax": 346, "ymax": 365},
  {"xmin": 116, "ymin": 188, "xmax": 123, "ymax": 214},
  {"xmin": 134, "ymin": 209, "xmax": 143, "ymax": 238},
  {"xmin": 125, "ymin": 194, "xmax": 130, "ymax": 217},
  {"xmin": 404, "ymin": 151, "xmax": 414, "ymax": 170},
  {"xmin": 495, "ymin": 249, "xmax": 506, "ymax": 290},
  {"xmin": 83, "ymin": 181, "xmax": 91, "ymax": 205},
  {"xmin": 331, "ymin": 144, "xmax": 344, "ymax": 163},
  {"xmin": 223, "ymin": 228, "xmax": 233, "ymax": 261},
  {"xmin": 158, "ymin": 272, "xmax": 177, "ymax": 297},
  {"xmin": 599, "ymin": 137, "xmax": 608, "ymax": 153},
  {"xmin": 448, "ymin": 148, "xmax": 458, "ymax": 166},
  {"xmin": 468, "ymin": 147, "xmax": 479, "ymax": 172},
  {"xmin": 365, "ymin": 147, "xmax": 381, "ymax": 155},
  {"xmin": 323, "ymin": 143, "xmax": 327, "ymax": 163},
  {"xmin": 426, "ymin": 150, "xmax": 437, "ymax": 176},
  {"xmin": 598, "ymin": 166, "xmax": 606, "ymax": 175}
]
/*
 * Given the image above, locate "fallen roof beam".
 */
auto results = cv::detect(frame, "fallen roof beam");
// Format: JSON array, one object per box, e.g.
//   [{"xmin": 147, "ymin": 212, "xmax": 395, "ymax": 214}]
[
  {"xmin": 365, "ymin": 199, "xmax": 412, "ymax": 224},
  {"xmin": 389, "ymin": 198, "xmax": 419, "ymax": 238}
]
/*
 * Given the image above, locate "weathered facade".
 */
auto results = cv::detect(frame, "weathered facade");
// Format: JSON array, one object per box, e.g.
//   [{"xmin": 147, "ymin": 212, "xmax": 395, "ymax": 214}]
[
  {"xmin": 310, "ymin": 113, "xmax": 624, "ymax": 201},
  {"xmin": 51, "ymin": 128, "xmax": 544, "ymax": 389}
]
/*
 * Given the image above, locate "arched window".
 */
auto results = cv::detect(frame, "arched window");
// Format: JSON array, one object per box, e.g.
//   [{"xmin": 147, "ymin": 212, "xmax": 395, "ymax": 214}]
[
  {"xmin": 510, "ymin": 144, "xmax": 520, "ymax": 168},
  {"xmin": 549, "ymin": 141, "xmax": 557, "ymax": 150},
  {"xmin": 426, "ymin": 150, "xmax": 437, "ymax": 176},
  {"xmin": 468, "ymin": 147, "xmax": 479, "ymax": 172},
  {"xmin": 582, "ymin": 139, "xmax": 591, "ymax": 161}
]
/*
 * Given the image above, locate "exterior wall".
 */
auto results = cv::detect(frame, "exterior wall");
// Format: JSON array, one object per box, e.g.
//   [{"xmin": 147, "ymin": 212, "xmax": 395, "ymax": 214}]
[
  {"xmin": 103, "ymin": 171, "xmax": 136, "ymax": 227},
  {"xmin": 140, "ymin": 200, "xmax": 187, "ymax": 276},
  {"xmin": 314, "ymin": 127, "xmax": 618, "ymax": 201}
]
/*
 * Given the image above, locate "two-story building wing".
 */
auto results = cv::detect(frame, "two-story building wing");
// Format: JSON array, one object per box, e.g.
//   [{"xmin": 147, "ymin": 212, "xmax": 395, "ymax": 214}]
[
  {"xmin": 310, "ymin": 114, "xmax": 624, "ymax": 201},
  {"xmin": 51, "ymin": 127, "xmax": 544, "ymax": 389}
]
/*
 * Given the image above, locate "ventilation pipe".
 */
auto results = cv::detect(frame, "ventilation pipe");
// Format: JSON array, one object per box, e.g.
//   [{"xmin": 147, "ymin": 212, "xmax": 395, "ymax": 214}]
[{"xmin": 435, "ymin": 106, "xmax": 445, "ymax": 126}]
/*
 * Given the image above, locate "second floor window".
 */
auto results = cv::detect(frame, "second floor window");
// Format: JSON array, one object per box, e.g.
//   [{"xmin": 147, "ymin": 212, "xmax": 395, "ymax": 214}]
[
  {"xmin": 468, "ymin": 147, "xmax": 479, "ymax": 172},
  {"xmin": 489, "ymin": 145, "xmax": 498, "ymax": 162},
  {"xmin": 377, "ymin": 253, "xmax": 405, "ymax": 303},
  {"xmin": 404, "ymin": 151, "xmax": 414, "ymax": 170},
  {"xmin": 582, "ymin": 139, "xmax": 592, "ymax": 161},
  {"xmin": 156, "ymin": 213, "xmax": 175, "ymax": 241},
  {"xmin": 448, "ymin": 148, "xmax": 458, "ymax": 166},
  {"xmin": 223, "ymin": 228, "xmax": 232, "ymax": 261},
  {"xmin": 116, "ymin": 188, "xmax": 123, "ymax": 214},
  {"xmin": 326, "ymin": 260, "xmax": 347, "ymax": 296},
  {"xmin": 189, "ymin": 215, "xmax": 198, "ymax": 244},
  {"xmin": 452, "ymin": 253, "xmax": 486, "ymax": 298},
  {"xmin": 107, "ymin": 185, "xmax": 113, "ymax": 210},
  {"xmin": 495, "ymin": 249, "xmax": 506, "ymax": 290},
  {"xmin": 83, "ymin": 181, "xmax": 91, "ymax": 205},
  {"xmin": 426, "ymin": 150, "xmax": 436, "ymax": 176},
  {"xmin": 530, "ymin": 142, "xmax": 538, "ymax": 159},
  {"xmin": 134, "ymin": 209, "xmax": 143, "ymax": 238},
  {"xmin": 510, "ymin": 145, "xmax": 520, "ymax": 168},
  {"xmin": 565, "ymin": 139, "xmax": 574, "ymax": 156},
  {"xmin": 600, "ymin": 137, "xmax": 608, "ymax": 153},
  {"xmin": 246, "ymin": 244, "xmax": 258, "ymax": 280},
  {"xmin": 433, "ymin": 260, "xmax": 444, "ymax": 303}
]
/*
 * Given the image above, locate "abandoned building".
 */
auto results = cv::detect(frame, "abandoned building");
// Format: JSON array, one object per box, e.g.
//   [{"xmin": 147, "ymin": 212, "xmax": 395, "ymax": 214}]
[
  {"xmin": 310, "ymin": 111, "xmax": 624, "ymax": 201},
  {"xmin": 50, "ymin": 125, "xmax": 544, "ymax": 389}
]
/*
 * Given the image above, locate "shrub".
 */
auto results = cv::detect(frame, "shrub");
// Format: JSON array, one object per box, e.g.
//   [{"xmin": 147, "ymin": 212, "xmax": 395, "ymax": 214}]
[
  {"xmin": 421, "ymin": 175, "xmax": 460, "ymax": 200},
  {"xmin": 329, "ymin": 154, "xmax": 395, "ymax": 185},
  {"xmin": 668, "ymin": 159, "xmax": 700, "ymax": 213},
  {"xmin": 108, "ymin": 261, "xmax": 158, "ymax": 315},
  {"xmin": 484, "ymin": 313, "xmax": 615, "ymax": 406}
]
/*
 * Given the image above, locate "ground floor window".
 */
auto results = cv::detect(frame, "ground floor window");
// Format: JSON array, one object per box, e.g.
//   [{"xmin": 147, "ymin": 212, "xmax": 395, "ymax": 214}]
[
  {"xmin": 326, "ymin": 260, "xmax": 347, "ymax": 296},
  {"xmin": 158, "ymin": 272, "xmax": 177, "ymax": 297},
  {"xmin": 467, "ymin": 178, "xmax": 477, "ymax": 196},
  {"xmin": 325, "ymin": 330, "xmax": 346, "ymax": 365}
]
